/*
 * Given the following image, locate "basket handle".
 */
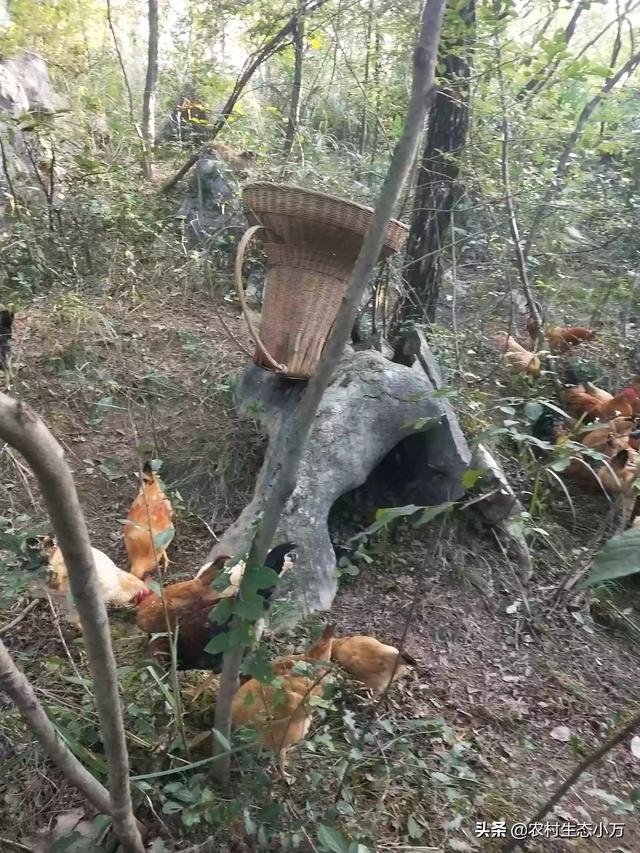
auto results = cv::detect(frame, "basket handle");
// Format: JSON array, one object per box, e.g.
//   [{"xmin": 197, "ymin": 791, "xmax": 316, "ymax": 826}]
[{"xmin": 235, "ymin": 225, "xmax": 287, "ymax": 373}]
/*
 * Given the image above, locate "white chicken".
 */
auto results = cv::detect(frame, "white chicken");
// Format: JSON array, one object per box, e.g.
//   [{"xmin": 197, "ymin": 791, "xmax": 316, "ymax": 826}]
[{"xmin": 44, "ymin": 538, "xmax": 147, "ymax": 626}]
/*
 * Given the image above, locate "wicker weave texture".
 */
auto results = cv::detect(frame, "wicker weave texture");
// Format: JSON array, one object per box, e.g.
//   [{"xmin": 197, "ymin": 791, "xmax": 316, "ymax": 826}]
[
  {"xmin": 241, "ymin": 182, "xmax": 409, "ymax": 378},
  {"xmin": 256, "ymin": 258, "xmax": 346, "ymax": 378},
  {"xmin": 243, "ymin": 182, "xmax": 408, "ymax": 258}
]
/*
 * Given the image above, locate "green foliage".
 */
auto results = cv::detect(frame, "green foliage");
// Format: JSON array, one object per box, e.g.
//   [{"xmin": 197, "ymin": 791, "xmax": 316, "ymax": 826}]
[
  {"xmin": 583, "ymin": 529, "xmax": 640, "ymax": 587},
  {"xmin": 353, "ymin": 502, "xmax": 455, "ymax": 541},
  {"xmin": 0, "ymin": 514, "xmax": 49, "ymax": 604}
]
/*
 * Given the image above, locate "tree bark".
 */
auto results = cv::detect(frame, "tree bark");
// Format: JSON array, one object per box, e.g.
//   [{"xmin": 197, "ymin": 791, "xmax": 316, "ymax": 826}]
[
  {"xmin": 141, "ymin": 0, "xmax": 159, "ymax": 180},
  {"xmin": 160, "ymin": 0, "xmax": 329, "ymax": 193},
  {"xmin": 284, "ymin": 0, "xmax": 305, "ymax": 158},
  {"xmin": 0, "ymin": 394, "xmax": 144, "ymax": 853},
  {"xmin": 358, "ymin": 0, "xmax": 374, "ymax": 158},
  {"xmin": 369, "ymin": 19, "xmax": 382, "ymax": 166},
  {"xmin": 211, "ymin": 0, "xmax": 449, "ymax": 786},
  {"xmin": 400, "ymin": 0, "xmax": 475, "ymax": 325}
]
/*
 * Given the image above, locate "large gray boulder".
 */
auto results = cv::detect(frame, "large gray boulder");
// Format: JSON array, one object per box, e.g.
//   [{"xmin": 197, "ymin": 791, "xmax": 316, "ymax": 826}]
[
  {"xmin": 0, "ymin": 52, "xmax": 68, "ymax": 186},
  {"xmin": 208, "ymin": 348, "xmax": 472, "ymax": 618},
  {"xmin": 177, "ymin": 156, "xmax": 241, "ymax": 246},
  {"xmin": 0, "ymin": 53, "xmax": 66, "ymax": 116}
]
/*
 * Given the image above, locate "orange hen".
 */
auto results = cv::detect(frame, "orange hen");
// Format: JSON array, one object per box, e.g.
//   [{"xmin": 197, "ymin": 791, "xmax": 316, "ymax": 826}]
[
  {"xmin": 214, "ymin": 143, "xmax": 256, "ymax": 172},
  {"xmin": 563, "ymin": 388, "xmax": 638, "ymax": 422},
  {"xmin": 548, "ymin": 326, "xmax": 596, "ymax": 354},
  {"xmin": 331, "ymin": 635, "xmax": 416, "ymax": 694},
  {"xmin": 231, "ymin": 626, "xmax": 334, "ymax": 779},
  {"xmin": 124, "ymin": 462, "xmax": 174, "ymax": 578}
]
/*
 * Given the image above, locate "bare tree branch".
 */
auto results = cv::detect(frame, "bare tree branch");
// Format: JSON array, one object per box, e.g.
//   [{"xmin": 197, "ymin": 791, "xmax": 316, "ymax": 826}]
[
  {"xmin": 517, "ymin": 0, "xmax": 588, "ymax": 101},
  {"xmin": 211, "ymin": 0, "xmax": 449, "ymax": 786},
  {"xmin": 524, "ymin": 48, "xmax": 640, "ymax": 256},
  {"xmin": 106, "ymin": 0, "xmax": 139, "ymax": 134},
  {"xmin": 0, "ymin": 394, "xmax": 144, "ymax": 853},
  {"xmin": 570, "ymin": 0, "xmax": 640, "ymax": 67},
  {"xmin": 0, "ymin": 638, "xmax": 113, "ymax": 814}
]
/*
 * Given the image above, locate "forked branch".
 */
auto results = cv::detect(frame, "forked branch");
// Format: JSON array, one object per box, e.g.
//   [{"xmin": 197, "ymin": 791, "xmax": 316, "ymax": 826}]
[{"xmin": 0, "ymin": 393, "xmax": 144, "ymax": 853}]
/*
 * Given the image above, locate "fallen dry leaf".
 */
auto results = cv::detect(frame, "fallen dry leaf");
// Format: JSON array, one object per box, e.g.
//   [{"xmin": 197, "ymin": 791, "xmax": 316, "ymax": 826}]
[{"xmin": 550, "ymin": 725, "xmax": 572, "ymax": 742}]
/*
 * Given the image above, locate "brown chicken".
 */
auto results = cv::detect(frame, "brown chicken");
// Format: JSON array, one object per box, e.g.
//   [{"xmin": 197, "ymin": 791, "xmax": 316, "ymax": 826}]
[
  {"xmin": 562, "ymin": 387, "xmax": 601, "ymax": 421},
  {"xmin": 599, "ymin": 446, "xmax": 640, "ymax": 523},
  {"xmin": 124, "ymin": 462, "xmax": 174, "ymax": 578},
  {"xmin": 133, "ymin": 543, "xmax": 295, "ymax": 670},
  {"xmin": 598, "ymin": 446, "xmax": 639, "ymax": 495},
  {"xmin": 560, "ymin": 430, "xmax": 630, "ymax": 491},
  {"xmin": 563, "ymin": 388, "xmax": 639, "ymax": 422},
  {"xmin": 581, "ymin": 382, "xmax": 613, "ymax": 404},
  {"xmin": 526, "ymin": 315, "xmax": 539, "ymax": 347},
  {"xmin": 596, "ymin": 389, "xmax": 639, "ymax": 420},
  {"xmin": 548, "ymin": 326, "xmax": 596, "ymax": 354},
  {"xmin": 331, "ymin": 635, "xmax": 416, "ymax": 695},
  {"xmin": 614, "ymin": 379, "xmax": 640, "ymax": 414},
  {"xmin": 231, "ymin": 626, "xmax": 334, "ymax": 779},
  {"xmin": 133, "ymin": 556, "xmax": 231, "ymax": 627},
  {"xmin": 580, "ymin": 419, "xmax": 635, "ymax": 451},
  {"xmin": 527, "ymin": 315, "xmax": 596, "ymax": 353},
  {"xmin": 495, "ymin": 331, "xmax": 540, "ymax": 377},
  {"xmin": 214, "ymin": 143, "xmax": 256, "ymax": 173}
]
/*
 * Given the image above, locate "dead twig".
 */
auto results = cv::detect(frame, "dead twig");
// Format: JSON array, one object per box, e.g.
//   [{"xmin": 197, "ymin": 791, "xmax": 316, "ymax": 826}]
[
  {"xmin": 0, "ymin": 838, "xmax": 31, "ymax": 852},
  {"xmin": 0, "ymin": 598, "xmax": 40, "ymax": 633},
  {"xmin": 503, "ymin": 706, "xmax": 640, "ymax": 851}
]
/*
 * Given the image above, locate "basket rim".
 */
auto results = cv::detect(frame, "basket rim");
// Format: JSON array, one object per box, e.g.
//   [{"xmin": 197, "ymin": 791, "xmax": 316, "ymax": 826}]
[{"xmin": 242, "ymin": 181, "xmax": 409, "ymax": 233}]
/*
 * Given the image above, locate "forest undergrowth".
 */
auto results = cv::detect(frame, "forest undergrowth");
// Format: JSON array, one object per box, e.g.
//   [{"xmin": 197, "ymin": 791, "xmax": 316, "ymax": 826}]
[
  {"xmin": 2, "ymin": 243, "xmax": 640, "ymax": 852},
  {"xmin": 2, "ymin": 0, "xmax": 640, "ymax": 847}
]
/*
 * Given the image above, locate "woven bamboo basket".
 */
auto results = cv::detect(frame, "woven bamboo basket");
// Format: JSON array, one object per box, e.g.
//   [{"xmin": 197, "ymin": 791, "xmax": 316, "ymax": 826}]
[{"xmin": 235, "ymin": 182, "xmax": 409, "ymax": 379}]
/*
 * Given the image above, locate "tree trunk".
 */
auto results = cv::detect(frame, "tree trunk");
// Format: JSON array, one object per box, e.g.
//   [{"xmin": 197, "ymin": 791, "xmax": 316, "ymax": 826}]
[
  {"xmin": 284, "ymin": 1, "xmax": 305, "ymax": 157},
  {"xmin": 142, "ymin": 0, "xmax": 159, "ymax": 180},
  {"xmin": 399, "ymin": 0, "xmax": 475, "ymax": 325},
  {"xmin": 369, "ymin": 19, "xmax": 382, "ymax": 166},
  {"xmin": 358, "ymin": 0, "xmax": 374, "ymax": 158}
]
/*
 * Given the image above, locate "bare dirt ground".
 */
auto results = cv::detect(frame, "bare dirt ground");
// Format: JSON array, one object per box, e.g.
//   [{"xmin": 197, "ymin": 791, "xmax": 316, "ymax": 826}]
[{"xmin": 1, "ymin": 277, "xmax": 640, "ymax": 852}]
